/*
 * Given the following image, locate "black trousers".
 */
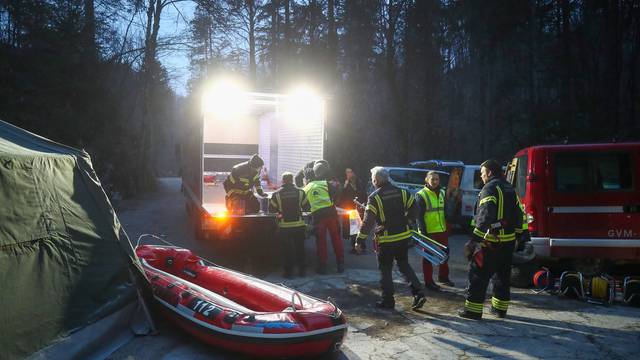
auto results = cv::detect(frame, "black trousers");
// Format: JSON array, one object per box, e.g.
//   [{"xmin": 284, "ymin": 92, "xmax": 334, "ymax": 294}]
[
  {"xmin": 279, "ymin": 226, "xmax": 306, "ymax": 274},
  {"xmin": 377, "ymin": 238, "xmax": 424, "ymax": 302},
  {"xmin": 226, "ymin": 194, "xmax": 260, "ymax": 214},
  {"xmin": 465, "ymin": 240, "xmax": 514, "ymax": 313}
]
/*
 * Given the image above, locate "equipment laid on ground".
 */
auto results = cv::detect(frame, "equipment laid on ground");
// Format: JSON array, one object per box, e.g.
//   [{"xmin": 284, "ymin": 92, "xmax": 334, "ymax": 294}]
[
  {"xmin": 411, "ymin": 231, "xmax": 449, "ymax": 265},
  {"xmin": 623, "ymin": 276, "xmax": 640, "ymax": 307},
  {"xmin": 531, "ymin": 269, "xmax": 640, "ymax": 307},
  {"xmin": 136, "ymin": 243, "xmax": 347, "ymax": 357}
]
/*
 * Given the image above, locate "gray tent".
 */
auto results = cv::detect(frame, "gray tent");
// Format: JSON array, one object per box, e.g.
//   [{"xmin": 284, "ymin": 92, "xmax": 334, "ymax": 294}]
[{"xmin": 0, "ymin": 120, "xmax": 150, "ymax": 359}]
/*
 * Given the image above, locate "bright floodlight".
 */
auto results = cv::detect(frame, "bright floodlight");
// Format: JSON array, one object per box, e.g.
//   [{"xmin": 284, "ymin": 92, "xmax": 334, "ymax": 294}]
[
  {"xmin": 284, "ymin": 86, "xmax": 323, "ymax": 126},
  {"xmin": 201, "ymin": 78, "xmax": 249, "ymax": 118}
]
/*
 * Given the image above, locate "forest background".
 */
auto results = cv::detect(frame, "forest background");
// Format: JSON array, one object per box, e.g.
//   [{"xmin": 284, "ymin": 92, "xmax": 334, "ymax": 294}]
[{"xmin": 1, "ymin": 0, "xmax": 639, "ymax": 197}]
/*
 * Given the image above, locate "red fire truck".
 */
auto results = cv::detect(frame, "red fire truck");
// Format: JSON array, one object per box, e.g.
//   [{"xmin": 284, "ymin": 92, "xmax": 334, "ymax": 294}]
[{"xmin": 506, "ymin": 143, "xmax": 640, "ymax": 269}]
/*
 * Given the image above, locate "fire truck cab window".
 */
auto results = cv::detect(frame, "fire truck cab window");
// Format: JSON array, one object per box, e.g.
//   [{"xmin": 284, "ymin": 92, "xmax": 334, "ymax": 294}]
[
  {"xmin": 516, "ymin": 155, "xmax": 527, "ymax": 198},
  {"xmin": 595, "ymin": 154, "xmax": 632, "ymax": 190},
  {"xmin": 555, "ymin": 153, "xmax": 632, "ymax": 192}
]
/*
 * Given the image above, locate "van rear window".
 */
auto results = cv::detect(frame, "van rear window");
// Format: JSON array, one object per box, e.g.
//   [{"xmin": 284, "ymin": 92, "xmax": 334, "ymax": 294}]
[
  {"xmin": 555, "ymin": 153, "xmax": 633, "ymax": 191},
  {"xmin": 389, "ymin": 170, "xmax": 428, "ymax": 184},
  {"xmin": 473, "ymin": 170, "xmax": 483, "ymax": 189}
]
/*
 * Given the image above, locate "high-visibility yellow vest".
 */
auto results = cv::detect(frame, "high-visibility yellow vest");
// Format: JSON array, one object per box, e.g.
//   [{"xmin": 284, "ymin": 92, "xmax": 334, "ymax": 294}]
[
  {"xmin": 303, "ymin": 180, "xmax": 333, "ymax": 213},
  {"xmin": 417, "ymin": 187, "xmax": 447, "ymax": 234}
]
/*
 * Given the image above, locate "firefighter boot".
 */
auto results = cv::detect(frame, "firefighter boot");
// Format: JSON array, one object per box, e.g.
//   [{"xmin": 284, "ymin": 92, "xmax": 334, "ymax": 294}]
[
  {"xmin": 411, "ymin": 294, "xmax": 427, "ymax": 310},
  {"xmin": 376, "ymin": 299, "xmax": 395, "ymax": 310},
  {"xmin": 490, "ymin": 306, "xmax": 507, "ymax": 319},
  {"xmin": 438, "ymin": 277, "xmax": 455, "ymax": 287},
  {"xmin": 458, "ymin": 310, "xmax": 482, "ymax": 320},
  {"xmin": 425, "ymin": 282, "xmax": 441, "ymax": 292},
  {"xmin": 316, "ymin": 263, "xmax": 327, "ymax": 275}
]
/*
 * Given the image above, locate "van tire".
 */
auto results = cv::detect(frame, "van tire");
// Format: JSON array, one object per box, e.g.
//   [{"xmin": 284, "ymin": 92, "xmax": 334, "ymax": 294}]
[{"xmin": 511, "ymin": 262, "xmax": 538, "ymax": 288}]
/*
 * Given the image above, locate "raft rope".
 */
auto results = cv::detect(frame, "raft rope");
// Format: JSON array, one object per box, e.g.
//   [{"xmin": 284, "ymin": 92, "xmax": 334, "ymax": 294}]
[
  {"xmin": 135, "ymin": 234, "xmax": 341, "ymax": 317},
  {"xmin": 137, "ymin": 233, "xmax": 176, "ymax": 248}
]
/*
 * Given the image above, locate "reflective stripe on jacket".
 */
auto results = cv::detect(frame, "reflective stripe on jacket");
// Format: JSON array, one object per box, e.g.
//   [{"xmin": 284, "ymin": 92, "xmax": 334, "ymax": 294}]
[
  {"xmin": 223, "ymin": 161, "xmax": 262, "ymax": 195},
  {"xmin": 472, "ymin": 177, "xmax": 523, "ymax": 243},
  {"xmin": 269, "ymin": 184, "xmax": 309, "ymax": 228},
  {"xmin": 356, "ymin": 183, "xmax": 416, "ymax": 244}
]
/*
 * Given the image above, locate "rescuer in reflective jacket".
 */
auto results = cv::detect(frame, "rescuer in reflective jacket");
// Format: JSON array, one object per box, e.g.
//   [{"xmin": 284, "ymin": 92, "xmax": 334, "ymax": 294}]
[
  {"xmin": 515, "ymin": 200, "xmax": 530, "ymax": 251},
  {"xmin": 295, "ymin": 159, "xmax": 329, "ymax": 187},
  {"xmin": 416, "ymin": 171, "xmax": 454, "ymax": 290},
  {"xmin": 303, "ymin": 161, "xmax": 344, "ymax": 274},
  {"xmin": 355, "ymin": 166, "xmax": 426, "ymax": 311},
  {"xmin": 223, "ymin": 154, "xmax": 266, "ymax": 214},
  {"xmin": 459, "ymin": 159, "xmax": 523, "ymax": 320},
  {"xmin": 269, "ymin": 172, "xmax": 310, "ymax": 278}
]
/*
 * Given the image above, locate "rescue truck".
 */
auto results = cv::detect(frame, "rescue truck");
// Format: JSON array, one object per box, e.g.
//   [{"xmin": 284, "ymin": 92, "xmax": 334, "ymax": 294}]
[
  {"xmin": 506, "ymin": 143, "xmax": 640, "ymax": 271},
  {"xmin": 181, "ymin": 80, "xmax": 353, "ymax": 244}
]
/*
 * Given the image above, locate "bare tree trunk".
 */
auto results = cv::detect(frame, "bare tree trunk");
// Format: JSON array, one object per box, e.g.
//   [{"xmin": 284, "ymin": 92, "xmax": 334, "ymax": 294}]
[
  {"xmin": 82, "ymin": 0, "xmax": 96, "ymax": 56},
  {"xmin": 561, "ymin": 0, "xmax": 575, "ymax": 141},
  {"xmin": 628, "ymin": 7, "xmax": 640, "ymax": 137},
  {"xmin": 328, "ymin": 0, "xmax": 338, "ymax": 80},
  {"xmin": 528, "ymin": 0, "xmax": 539, "ymax": 144},
  {"xmin": 383, "ymin": 0, "xmax": 407, "ymax": 162},
  {"xmin": 270, "ymin": 0, "xmax": 279, "ymax": 86},
  {"xmin": 284, "ymin": 0, "xmax": 290, "ymax": 49},
  {"xmin": 138, "ymin": 0, "xmax": 164, "ymax": 191},
  {"xmin": 247, "ymin": 0, "xmax": 257, "ymax": 84},
  {"xmin": 606, "ymin": 0, "xmax": 622, "ymax": 139},
  {"xmin": 281, "ymin": 0, "xmax": 290, "ymax": 83}
]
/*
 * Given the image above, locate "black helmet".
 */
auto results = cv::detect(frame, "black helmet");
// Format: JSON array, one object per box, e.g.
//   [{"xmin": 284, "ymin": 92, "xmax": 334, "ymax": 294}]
[
  {"xmin": 303, "ymin": 168, "xmax": 316, "ymax": 182},
  {"xmin": 249, "ymin": 154, "xmax": 264, "ymax": 168},
  {"xmin": 313, "ymin": 160, "xmax": 330, "ymax": 179}
]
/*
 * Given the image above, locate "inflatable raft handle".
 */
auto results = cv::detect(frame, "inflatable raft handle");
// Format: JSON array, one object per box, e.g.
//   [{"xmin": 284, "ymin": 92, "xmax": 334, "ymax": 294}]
[
  {"xmin": 136, "ymin": 233, "xmax": 176, "ymax": 248},
  {"xmin": 327, "ymin": 296, "xmax": 339, "ymax": 318},
  {"xmin": 291, "ymin": 292, "xmax": 304, "ymax": 312}
]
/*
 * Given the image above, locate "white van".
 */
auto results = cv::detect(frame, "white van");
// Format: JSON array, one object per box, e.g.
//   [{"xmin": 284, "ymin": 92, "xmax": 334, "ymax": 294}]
[{"xmin": 445, "ymin": 165, "xmax": 483, "ymax": 228}]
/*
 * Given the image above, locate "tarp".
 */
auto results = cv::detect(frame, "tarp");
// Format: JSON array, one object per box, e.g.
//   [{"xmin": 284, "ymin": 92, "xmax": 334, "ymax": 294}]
[{"xmin": 0, "ymin": 120, "xmax": 143, "ymax": 359}]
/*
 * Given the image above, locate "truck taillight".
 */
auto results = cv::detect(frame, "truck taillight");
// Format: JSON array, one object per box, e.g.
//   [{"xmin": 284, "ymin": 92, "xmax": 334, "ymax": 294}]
[
  {"xmin": 209, "ymin": 211, "xmax": 228, "ymax": 219},
  {"xmin": 526, "ymin": 208, "xmax": 536, "ymax": 233}
]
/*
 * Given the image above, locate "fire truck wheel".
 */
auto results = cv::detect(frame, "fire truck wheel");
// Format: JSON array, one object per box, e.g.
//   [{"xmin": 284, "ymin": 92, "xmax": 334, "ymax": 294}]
[{"xmin": 511, "ymin": 262, "xmax": 538, "ymax": 288}]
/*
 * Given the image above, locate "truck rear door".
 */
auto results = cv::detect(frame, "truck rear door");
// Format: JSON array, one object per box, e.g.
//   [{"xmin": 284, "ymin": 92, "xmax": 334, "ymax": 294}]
[{"xmin": 202, "ymin": 113, "xmax": 259, "ymax": 215}]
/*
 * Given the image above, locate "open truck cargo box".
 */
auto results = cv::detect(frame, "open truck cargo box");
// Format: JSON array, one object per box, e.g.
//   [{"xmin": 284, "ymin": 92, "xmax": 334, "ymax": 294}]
[
  {"xmin": 182, "ymin": 91, "xmax": 327, "ymax": 240},
  {"xmin": 0, "ymin": 120, "xmax": 148, "ymax": 359}
]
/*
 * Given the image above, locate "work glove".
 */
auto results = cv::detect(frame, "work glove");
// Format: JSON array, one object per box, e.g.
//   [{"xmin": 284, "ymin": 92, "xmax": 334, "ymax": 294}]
[
  {"xmin": 463, "ymin": 240, "xmax": 479, "ymax": 262},
  {"xmin": 405, "ymin": 237, "xmax": 415, "ymax": 249},
  {"xmin": 515, "ymin": 234, "xmax": 524, "ymax": 252}
]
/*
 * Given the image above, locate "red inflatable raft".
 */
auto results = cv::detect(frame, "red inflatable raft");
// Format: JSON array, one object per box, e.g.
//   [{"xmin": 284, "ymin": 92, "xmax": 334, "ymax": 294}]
[{"xmin": 136, "ymin": 245, "xmax": 347, "ymax": 358}]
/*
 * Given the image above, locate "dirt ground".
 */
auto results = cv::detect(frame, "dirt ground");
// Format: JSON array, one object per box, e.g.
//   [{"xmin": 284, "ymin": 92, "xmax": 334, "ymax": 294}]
[{"xmin": 109, "ymin": 178, "xmax": 640, "ymax": 360}]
